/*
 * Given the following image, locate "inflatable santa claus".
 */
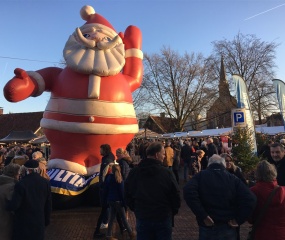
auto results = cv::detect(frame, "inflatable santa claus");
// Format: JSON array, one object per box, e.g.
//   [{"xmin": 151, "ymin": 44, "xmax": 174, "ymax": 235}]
[{"xmin": 3, "ymin": 5, "xmax": 143, "ymax": 208}]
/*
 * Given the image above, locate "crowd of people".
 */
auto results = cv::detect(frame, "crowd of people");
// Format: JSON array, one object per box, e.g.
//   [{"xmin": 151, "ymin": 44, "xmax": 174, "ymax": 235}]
[
  {"xmin": 0, "ymin": 144, "xmax": 51, "ymax": 240},
  {"xmin": 1, "ymin": 136, "xmax": 285, "ymax": 240}
]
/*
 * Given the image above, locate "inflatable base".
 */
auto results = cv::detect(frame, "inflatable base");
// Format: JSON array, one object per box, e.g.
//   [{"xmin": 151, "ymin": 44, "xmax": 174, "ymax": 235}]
[{"xmin": 47, "ymin": 168, "xmax": 100, "ymax": 209}]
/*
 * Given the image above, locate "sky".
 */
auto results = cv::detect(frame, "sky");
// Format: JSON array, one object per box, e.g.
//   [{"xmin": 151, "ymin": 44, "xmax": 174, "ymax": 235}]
[{"xmin": 0, "ymin": 0, "xmax": 285, "ymax": 113}]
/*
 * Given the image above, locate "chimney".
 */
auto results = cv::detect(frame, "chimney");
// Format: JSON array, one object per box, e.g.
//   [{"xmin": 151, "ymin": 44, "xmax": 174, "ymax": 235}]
[
  {"xmin": 0, "ymin": 107, "xmax": 3, "ymax": 115},
  {"xmin": 160, "ymin": 112, "xmax": 165, "ymax": 118}
]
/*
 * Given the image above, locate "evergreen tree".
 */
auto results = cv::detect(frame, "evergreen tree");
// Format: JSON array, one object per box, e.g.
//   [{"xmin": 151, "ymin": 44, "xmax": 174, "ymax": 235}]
[{"xmin": 231, "ymin": 126, "xmax": 259, "ymax": 176}]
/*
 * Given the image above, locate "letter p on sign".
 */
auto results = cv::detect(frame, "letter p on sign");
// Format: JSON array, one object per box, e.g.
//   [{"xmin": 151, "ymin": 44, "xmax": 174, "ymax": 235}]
[{"xmin": 234, "ymin": 112, "xmax": 244, "ymax": 123}]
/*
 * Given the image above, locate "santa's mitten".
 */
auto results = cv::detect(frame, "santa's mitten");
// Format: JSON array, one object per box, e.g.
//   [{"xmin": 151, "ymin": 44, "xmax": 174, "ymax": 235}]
[
  {"xmin": 4, "ymin": 68, "xmax": 39, "ymax": 102},
  {"xmin": 123, "ymin": 25, "xmax": 142, "ymax": 51},
  {"xmin": 122, "ymin": 26, "xmax": 143, "ymax": 91}
]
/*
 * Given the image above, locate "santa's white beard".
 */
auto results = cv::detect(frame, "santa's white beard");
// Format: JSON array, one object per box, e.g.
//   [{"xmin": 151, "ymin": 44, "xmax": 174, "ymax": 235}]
[{"xmin": 63, "ymin": 35, "xmax": 125, "ymax": 76}]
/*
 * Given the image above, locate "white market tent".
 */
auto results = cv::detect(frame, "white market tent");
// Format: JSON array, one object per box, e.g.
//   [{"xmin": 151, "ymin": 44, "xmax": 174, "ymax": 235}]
[
  {"xmin": 161, "ymin": 132, "xmax": 195, "ymax": 138},
  {"xmin": 255, "ymin": 126, "xmax": 285, "ymax": 135},
  {"xmin": 162, "ymin": 126, "xmax": 285, "ymax": 138},
  {"xmin": 188, "ymin": 128, "xmax": 233, "ymax": 137}
]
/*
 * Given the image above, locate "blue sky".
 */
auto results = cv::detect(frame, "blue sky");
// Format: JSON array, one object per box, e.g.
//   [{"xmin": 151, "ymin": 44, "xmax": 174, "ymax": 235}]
[{"xmin": 0, "ymin": 0, "xmax": 285, "ymax": 113}]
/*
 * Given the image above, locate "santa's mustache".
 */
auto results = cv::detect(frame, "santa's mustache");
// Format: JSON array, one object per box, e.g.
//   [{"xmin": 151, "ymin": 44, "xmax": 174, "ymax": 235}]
[{"xmin": 74, "ymin": 27, "xmax": 121, "ymax": 50}]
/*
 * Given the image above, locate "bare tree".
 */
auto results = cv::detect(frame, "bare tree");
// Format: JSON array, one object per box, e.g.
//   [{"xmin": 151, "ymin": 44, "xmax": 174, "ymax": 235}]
[
  {"xmin": 138, "ymin": 46, "xmax": 216, "ymax": 131},
  {"xmin": 211, "ymin": 33, "xmax": 279, "ymax": 123}
]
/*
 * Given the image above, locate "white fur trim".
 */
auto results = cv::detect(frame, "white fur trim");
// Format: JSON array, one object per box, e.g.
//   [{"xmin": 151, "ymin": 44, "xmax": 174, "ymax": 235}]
[
  {"xmin": 48, "ymin": 158, "xmax": 101, "ymax": 176},
  {"xmin": 41, "ymin": 118, "xmax": 139, "ymax": 134},
  {"xmin": 45, "ymin": 98, "xmax": 136, "ymax": 117},
  {"xmin": 26, "ymin": 71, "xmax": 45, "ymax": 96},
  {"xmin": 88, "ymin": 75, "xmax": 101, "ymax": 98},
  {"xmin": 125, "ymin": 48, "xmax": 143, "ymax": 59}
]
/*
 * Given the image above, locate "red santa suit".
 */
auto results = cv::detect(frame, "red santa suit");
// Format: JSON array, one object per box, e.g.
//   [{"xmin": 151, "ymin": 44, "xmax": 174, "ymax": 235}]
[{"xmin": 4, "ymin": 6, "xmax": 143, "ymax": 180}]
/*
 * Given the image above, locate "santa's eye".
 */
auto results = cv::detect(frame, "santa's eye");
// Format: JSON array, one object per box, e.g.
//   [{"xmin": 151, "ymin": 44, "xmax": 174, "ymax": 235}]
[
  {"xmin": 83, "ymin": 33, "xmax": 90, "ymax": 38},
  {"xmin": 103, "ymin": 37, "xmax": 111, "ymax": 42}
]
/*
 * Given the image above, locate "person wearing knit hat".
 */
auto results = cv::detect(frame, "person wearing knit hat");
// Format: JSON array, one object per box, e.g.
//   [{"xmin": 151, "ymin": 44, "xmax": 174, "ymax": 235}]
[
  {"xmin": 3, "ymin": 5, "xmax": 143, "ymax": 208},
  {"xmin": 20, "ymin": 159, "xmax": 40, "ymax": 178},
  {"xmin": 6, "ymin": 159, "xmax": 52, "ymax": 240},
  {"xmin": 24, "ymin": 159, "xmax": 39, "ymax": 168}
]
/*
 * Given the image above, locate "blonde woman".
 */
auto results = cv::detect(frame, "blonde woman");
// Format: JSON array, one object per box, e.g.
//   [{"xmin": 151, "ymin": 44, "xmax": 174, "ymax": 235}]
[
  {"xmin": 32, "ymin": 151, "xmax": 50, "ymax": 180},
  {"xmin": 104, "ymin": 164, "xmax": 135, "ymax": 240},
  {"xmin": 116, "ymin": 148, "xmax": 133, "ymax": 180},
  {"xmin": 220, "ymin": 153, "xmax": 247, "ymax": 185}
]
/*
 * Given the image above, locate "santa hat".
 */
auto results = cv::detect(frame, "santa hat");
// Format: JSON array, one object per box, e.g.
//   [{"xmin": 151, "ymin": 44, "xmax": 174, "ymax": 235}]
[{"xmin": 80, "ymin": 5, "xmax": 117, "ymax": 38}]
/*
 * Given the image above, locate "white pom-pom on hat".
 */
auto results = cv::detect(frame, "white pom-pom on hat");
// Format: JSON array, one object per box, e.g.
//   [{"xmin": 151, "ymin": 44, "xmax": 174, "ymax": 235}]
[
  {"xmin": 79, "ymin": 5, "xmax": 117, "ymax": 38},
  {"xmin": 80, "ymin": 5, "xmax": 95, "ymax": 21}
]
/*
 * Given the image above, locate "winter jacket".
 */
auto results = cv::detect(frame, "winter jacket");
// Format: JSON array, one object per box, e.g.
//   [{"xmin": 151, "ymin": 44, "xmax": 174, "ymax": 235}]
[
  {"xmin": 6, "ymin": 172, "xmax": 52, "ymax": 240},
  {"xmin": 272, "ymin": 157, "xmax": 285, "ymax": 186},
  {"xmin": 118, "ymin": 157, "xmax": 132, "ymax": 180},
  {"xmin": 125, "ymin": 158, "xmax": 181, "ymax": 220},
  {"xmin": 227, "ymin": 166, "xmax": 247, "ymax": 185},
  {"xmin": 103, "ymin": 174, "xmax": 124, "ymax": 203},
  {"xmin": 164, "ymin": 146, "xmax": 174, "ymax": 167},
  {"xmin": 249, "ymin": 181, "xmax": 285, "ymax": 240},
  {"xmin": 0, "ymin": 175, "xmax": 17, "ymax": 240},
  {"xmin": 200, "ymin": 145, "xmax": 208, "ymax": 170},
  {"xmin": 183, "ymin": 163, "xmax": 256, "ymax": 226},
  {"xmin": 180, "ymin": 144, "xmax": 193, "ymax": 163},
  {"xmin": 99, "ymin": 152, "xmax": 115, "ymax": 185},
  {"xmin": 207, "ymin": 143, "xmax": 218, "ymax": 158}
]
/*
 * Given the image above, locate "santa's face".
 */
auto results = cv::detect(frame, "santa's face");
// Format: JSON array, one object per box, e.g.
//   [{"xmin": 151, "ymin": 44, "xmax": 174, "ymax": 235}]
[
  {"xmin": 63, "ymin": 26, "xmax": 125, "ymax": 76},
  {"xmin": 82, "ymin": 29, "xmax": 111, "ymax": 43}
]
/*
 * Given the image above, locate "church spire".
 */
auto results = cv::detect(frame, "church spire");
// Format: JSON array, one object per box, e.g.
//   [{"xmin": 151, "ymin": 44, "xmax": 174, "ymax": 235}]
[
  {"xmin": 219, "ymin": 56, "xmax": 230, "ymax": 97},
  {"xmin": 220, "ymin": 55, "xmax": 226, "ymax": 81}
]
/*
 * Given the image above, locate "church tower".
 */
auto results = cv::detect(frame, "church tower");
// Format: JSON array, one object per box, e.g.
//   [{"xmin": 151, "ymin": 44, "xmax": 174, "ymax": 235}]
[
  {"xmin": 206, "ymin": 56, "xmax": 237, "ymax": 129},
  {"xmin": 219, "ymin": 56, "xmax": 231, "ymax": 98}
]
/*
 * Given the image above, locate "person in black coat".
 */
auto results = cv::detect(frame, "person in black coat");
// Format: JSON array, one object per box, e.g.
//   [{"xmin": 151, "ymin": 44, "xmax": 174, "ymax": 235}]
[
  {"xmin": 93, "ymin": 144, "xmax": 115, "ymax": 238},
  {"xmin": 258, "ymin": 140, "xmax": 273, "ymax": 163},
  {"xmin": 6, "ymin": 160, "xmax": 52, "ymax": 240},
  {"xmin": 181, "ymin": 140, "xmax": 194, "ymax": 182},
  {"xmin": 125, "ymin": 142, "xmax": 181, "ymax": 240},
  {"xmin": 207, "ymin": 138, "xmax": 218, "ymax": 158},
  {"xmin": 183, "ymin": 154, "xmax": 256, "ymax": 240},
  {"xmin": 200, "ymin": 141, "xmax": 208, "ymax": 170}
]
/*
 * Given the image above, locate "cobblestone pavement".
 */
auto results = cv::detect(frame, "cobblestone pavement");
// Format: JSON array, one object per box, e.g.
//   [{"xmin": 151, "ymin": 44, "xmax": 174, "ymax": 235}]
[{"xmin": 45, "ymin": 176, "xmax": 251, "ymax": 240}]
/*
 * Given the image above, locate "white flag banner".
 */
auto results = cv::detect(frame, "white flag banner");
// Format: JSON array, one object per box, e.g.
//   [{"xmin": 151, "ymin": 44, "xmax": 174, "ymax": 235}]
[
  {"xmin": 272, "ymin": 79, "xmax": 285, "ymax": 130},
  {"xmin": 232, "ymin": 74, "xmax": 257, "ymax": 154}
]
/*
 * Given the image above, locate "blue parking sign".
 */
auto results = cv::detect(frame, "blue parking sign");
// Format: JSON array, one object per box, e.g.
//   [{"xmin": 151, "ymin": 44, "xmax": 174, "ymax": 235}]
[{"xmin": 234, "ymin": 112, "xmax": 244, "ymax": 123}]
